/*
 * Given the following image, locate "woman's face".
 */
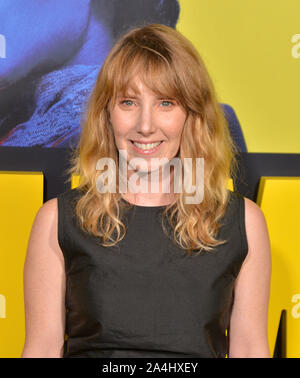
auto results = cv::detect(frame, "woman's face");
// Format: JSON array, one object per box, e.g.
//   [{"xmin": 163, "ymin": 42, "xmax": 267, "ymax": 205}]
[{"xmin": 108, "ymin": 76, "xmax": 187, "ymax": 175}]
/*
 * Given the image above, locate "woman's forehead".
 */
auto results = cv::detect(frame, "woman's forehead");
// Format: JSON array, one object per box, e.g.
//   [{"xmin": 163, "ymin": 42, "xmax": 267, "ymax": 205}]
[
  {"xmin": 115, "ymin": 73, "xmax": 177, "ymax": 98},
  {"xmin": 120, "ymin": 75, "xmax": 142, "ymax": 93}
]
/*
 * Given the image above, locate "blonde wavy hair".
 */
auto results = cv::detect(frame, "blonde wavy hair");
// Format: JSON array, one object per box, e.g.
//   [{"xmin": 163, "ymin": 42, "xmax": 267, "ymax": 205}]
[{"xmin": 66, "ymin": 23, "xmax": 238, "ymax": 256}]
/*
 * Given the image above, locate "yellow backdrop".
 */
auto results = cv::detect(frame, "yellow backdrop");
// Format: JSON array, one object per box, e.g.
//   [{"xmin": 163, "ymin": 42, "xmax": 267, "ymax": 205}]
[
  {"xmin": 0, "ymin": 172, "xmax": 43, "ymax": 358},
  {"xmin": 177, "ymin": 0, "xmax": 300, "ymax": 153}
]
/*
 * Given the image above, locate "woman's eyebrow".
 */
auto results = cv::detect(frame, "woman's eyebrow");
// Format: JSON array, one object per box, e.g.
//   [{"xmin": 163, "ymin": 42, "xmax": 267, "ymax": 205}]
[{"xmin": 118, "ymin": 94, "xmax": 138, "ymax": 99}]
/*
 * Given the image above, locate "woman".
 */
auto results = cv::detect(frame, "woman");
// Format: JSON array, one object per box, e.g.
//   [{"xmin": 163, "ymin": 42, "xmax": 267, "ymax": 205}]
[{"xmin": 22, "ymin": 24, "xmax": 271, "ymax": 358}]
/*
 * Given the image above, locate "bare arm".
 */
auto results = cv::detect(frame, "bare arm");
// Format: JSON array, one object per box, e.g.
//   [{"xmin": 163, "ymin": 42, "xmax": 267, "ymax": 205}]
[
  {"xmin": 228, "ymin": 197, "xmax": 272, "ymax": 358},
  {"xmin": 21, "ymin": 198, "xmax": 66, "ymax": 358}
]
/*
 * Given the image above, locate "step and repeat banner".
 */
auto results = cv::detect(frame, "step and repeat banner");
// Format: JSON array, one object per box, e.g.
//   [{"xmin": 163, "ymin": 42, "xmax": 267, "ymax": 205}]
[{"xmin": 0, "ymin": 0, "xmax": 299, "ymax": 358}]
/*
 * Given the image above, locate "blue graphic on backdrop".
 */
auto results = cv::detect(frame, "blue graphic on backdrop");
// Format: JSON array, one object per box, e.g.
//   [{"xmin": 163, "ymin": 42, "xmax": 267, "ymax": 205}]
[{"xmin": 0, "ymin": 0, "xmax": 246, "ymax": 151}]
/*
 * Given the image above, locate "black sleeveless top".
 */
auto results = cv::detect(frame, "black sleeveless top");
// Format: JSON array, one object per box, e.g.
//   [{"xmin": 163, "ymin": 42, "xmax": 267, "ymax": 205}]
[{"xmin": 57, "ymin": 188, "xmax": 248, "ymax": 358}]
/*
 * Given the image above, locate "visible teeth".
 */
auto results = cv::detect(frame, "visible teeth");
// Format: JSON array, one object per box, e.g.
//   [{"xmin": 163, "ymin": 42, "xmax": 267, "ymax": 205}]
[{"xmin": 133, "ymin": 141, "xmax": 162, "ymax": 150}]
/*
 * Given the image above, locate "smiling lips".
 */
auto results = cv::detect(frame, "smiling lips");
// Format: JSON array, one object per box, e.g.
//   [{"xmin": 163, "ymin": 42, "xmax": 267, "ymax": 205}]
[{"xmin": 130, "ymin": 140, "xmax": 164, "ymax": 154}]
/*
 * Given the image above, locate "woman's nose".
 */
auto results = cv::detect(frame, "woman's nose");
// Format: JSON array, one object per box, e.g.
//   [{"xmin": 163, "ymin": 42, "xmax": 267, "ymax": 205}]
[{"xmin": 136, "ymin": 105, "xmax": 156, "ymax": 135}]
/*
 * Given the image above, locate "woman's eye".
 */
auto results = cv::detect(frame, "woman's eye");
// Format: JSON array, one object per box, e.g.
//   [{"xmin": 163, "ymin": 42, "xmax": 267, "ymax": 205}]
[
  {"xmin": 119, "ymin": 99, "xmax": 174, "ymax": 107},
  {"xmin": 121, "ymin": 100, "xmax": 134, "ymax": 106},
  {"xmin": 160, "ymin": 100, "xmax": 174, "ymax": 107}
]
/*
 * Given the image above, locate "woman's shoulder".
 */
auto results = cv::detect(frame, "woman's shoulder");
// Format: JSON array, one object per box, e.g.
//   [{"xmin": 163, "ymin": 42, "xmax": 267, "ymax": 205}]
[
  {"xmin": 228, "ymin": 190, "xmax": 267, "ymax": 236},
  {"xmin": 244, "ymin": 196, "xmax": 264, "ymax": 217},
  {"xmin": 243, "ymin": 196, "xmax": 269, "ymax": 241},
  {"xmin": 56, "ymin": 187, "xmax": 85, "ymax": 208},
  {"xmin": 34, "ymin": 188, "xmax": 82, "ymax": 222},
  {"xmin": 27, "ymin": 197, "xmax": 61, "ymax": 258},
  {"xmin": 35, "ymin": 196, "xmax": 58, "ymax": 220},
  {"xmin": 237, "ymin": 194, "xmax": 270, "ymax": 263},
  {"xmin": 228, "ymin": 190, "xmax": 262, "ymax": 212},
  {"xmin": 56, "ymin": 187, "xmax": 82, "ymax": 201},
  {"xmin": 228, "ymin": 190, "xmax": 261, "ymax": 213}
]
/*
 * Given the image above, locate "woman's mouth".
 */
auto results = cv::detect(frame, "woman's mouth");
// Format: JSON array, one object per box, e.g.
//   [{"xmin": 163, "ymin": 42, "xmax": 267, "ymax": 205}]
[{"xmin": 130, "ymin": 140, "xmax": 164, "ymax": 154}]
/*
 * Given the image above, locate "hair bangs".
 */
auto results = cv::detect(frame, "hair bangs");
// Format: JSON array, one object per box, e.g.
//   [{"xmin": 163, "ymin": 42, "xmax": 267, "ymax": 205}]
[{"xmin": 109, "ymin": 44, "xmax": 182, "ymax": 107}]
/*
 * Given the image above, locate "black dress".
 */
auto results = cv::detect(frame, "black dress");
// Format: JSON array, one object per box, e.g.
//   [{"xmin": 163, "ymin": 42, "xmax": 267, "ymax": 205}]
[{"xmin": 57, "ymin": 188, "xmax": 248, "ymax": 358}]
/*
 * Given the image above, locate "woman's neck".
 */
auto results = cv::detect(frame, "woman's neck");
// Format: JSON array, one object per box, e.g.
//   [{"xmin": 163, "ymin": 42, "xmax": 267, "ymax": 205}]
[{"xmin": 119, "ymin": 165, "xmax": 177, "ymax": 207}]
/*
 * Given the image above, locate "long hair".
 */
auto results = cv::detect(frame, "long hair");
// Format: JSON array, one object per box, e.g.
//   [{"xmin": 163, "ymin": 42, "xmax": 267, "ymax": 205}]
[{"xmin": 66, "ymin": 23, "xmax": 238, "ymax": 256}]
